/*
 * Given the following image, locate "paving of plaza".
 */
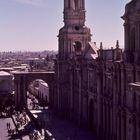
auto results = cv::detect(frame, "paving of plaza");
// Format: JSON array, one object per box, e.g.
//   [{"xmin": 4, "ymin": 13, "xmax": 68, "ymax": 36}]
[
  {"xmin": 0, "ymin": 111, "xmax": 96, "ymax": 140},
  {"xmin": 27, "ymin": 93, "xmax": 96, "ymax": 140},
  {"xmin": 0, "ymin": 117, "xmax": 21, "ymax": 140},
  {"xmin": 31, "ymin": 109, "xmax": 96, "ymax": 140}
]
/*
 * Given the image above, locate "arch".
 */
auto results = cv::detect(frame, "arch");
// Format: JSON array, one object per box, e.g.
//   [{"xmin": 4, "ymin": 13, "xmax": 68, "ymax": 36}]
[
  {"xmin": 14, "ymin": 72, "xmax": 54, "ymax": 110},
  {"xmin": 73, "ymin": 41, "xmax": 82, "ymax": 55}
]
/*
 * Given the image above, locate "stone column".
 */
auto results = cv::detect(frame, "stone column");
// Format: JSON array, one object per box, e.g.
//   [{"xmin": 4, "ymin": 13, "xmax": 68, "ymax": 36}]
[
  {"xmin": 14, "ymin": 77, "xmax": 20, "ymax": 109},
  {"xmin": 82, "ymin": 0, "xmax": 85, "ymax": 9},
  {"xmin": 136, "ymin": 118, "xmax": 140, "ymax": 140},
  {"xmin": 124, "ymin": 20, "xmax": 130, "ymax": 62},
  {"xmin": 135, "ymin": 22, "xmax": 140, "ymax": 63},
  {"xmin": 64, "ymin": 0, "xmax": 68, "ymax": 9},
  {"xmin": 126, "ymin": 114, "xmax": 135, "ymax": 140}
]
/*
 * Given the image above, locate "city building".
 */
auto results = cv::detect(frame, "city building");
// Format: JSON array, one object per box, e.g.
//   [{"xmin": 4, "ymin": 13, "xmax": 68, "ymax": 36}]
[
  {"xmin": 38, "ymin": 80, "xmax": 49, "ymax": 105},
  {"xmin": 0, "ymin": 71, "xmax": 13, "ymax": 108},
  {"xmin": 29, "ymin": 79, "xmax": 49, "ymax": 106},
  {"xmin": 53, "ymin": 0, "xmax": 140, "ymax": 140}
]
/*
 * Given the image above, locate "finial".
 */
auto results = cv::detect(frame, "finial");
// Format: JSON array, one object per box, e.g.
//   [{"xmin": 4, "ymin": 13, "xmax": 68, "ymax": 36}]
[
  {"xmin": 116, "ymin": 40, "xmax": 119, "ymax": 48},
  {"xmin": 100, "ymin": 42, "xmax": 103, "ymax": 49}
]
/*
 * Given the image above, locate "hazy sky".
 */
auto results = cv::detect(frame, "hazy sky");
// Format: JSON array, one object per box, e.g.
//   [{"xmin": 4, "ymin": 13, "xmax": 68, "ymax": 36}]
[{"xmin": 0, "ymin": 0, "xmax": 130, "ymax": 51}]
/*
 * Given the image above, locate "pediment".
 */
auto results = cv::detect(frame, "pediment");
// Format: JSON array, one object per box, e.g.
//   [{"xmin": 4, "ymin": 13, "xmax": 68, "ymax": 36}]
[{"xmin": 84, "ymin": 42, "xmax": 99, "ymax": 60}]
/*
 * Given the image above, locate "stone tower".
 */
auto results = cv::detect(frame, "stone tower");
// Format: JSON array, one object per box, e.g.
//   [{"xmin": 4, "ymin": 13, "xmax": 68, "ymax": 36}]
[
  {"xmin": 56, "ymin": 0, "xmax": 92, "ymax": 117},
  {"xmin": 58, "ymin": 0, "xmax": 91, "ymax": 60},
  {"xmin": 122, "ymin": 0, "xmax": 140, "ymax": 64}
]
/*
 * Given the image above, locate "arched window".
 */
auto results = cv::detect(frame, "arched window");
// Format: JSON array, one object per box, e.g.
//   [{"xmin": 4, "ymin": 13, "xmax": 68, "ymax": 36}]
[{"xmin": 73, "ymin": 41, "xmax": 82, "ymax": 55}]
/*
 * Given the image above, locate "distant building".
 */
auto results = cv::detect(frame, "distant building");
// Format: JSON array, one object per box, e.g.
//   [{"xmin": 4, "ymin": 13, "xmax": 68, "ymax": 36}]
[
  {"xmin": 29, "ymin": 79, "xmax": 49, "ymax": 106},
  {"xmin": 98, "ymin": 41, "xmax": 123, "ymax": 61},
  {"xmin": 38, "ymin": 80, "xmax": 49, "ymax": 105},
  {"xmin": 0, "ymin": 71, "xmax": 13, "ymax": 108}
]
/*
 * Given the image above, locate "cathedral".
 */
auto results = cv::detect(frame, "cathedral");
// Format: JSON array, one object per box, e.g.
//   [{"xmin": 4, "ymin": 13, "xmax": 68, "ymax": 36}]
[{"xmin": 53, "ymin": 0, "xmax": 140, "ymax": 140}]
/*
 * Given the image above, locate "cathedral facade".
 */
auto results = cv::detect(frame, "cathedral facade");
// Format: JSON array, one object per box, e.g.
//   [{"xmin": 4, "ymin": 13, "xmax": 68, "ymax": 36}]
[{"xmin": 53, "ymin": 0, "xmax": 140, "ymax": 140}]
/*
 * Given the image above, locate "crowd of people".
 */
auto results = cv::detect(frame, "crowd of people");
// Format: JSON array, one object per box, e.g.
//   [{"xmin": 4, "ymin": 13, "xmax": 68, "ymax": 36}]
[
  {"xmin": 14, "ymin": 109, "xmax": 46, "ymax": 140},
  {"xmin": 27, "ymin": 92, "xmax": 40, "ymax": 110},
  {"xmin": 14, "ymin": 110, "xmax": 29, "ymax": 129},
  {"xmin": 0, "ymin": 106, "xmax": 14, "ymax": 118},
  {"xmin": 29, "ymin": 130, "xmax": 45, "ymax": 140},
  {"xmin": 0, "ymin": 91, "xmax": 52, "ymax": 140},
  {"xmin": 6, "ymin": 122, "xmax": 16, "ymax": 136}
]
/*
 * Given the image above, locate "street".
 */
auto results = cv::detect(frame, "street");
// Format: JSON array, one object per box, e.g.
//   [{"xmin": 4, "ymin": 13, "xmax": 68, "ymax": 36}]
[
  {"xmin": 40, "ymin": 110, "xmax": 96, "ymax": 140},
  {"xmin": 0, "ymin": 117, "xmax": 20, "ymax": 140},
  {"xmin": 27, "ymin": 91, "xmax": 96, "ymax": 140}
]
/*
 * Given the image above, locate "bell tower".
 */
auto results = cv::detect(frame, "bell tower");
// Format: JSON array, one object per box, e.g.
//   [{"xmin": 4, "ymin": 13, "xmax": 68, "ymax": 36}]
[
  {"xmin": 55, "ymin": 0, "xmax": 92, "ymax": 117},
  {"xmin": 122, "ymin": 0, "xmax": 140, "ymax": 64},
  {"xmin": 58, "ymin": 0, "xmax": 91, "ymax": 60}
]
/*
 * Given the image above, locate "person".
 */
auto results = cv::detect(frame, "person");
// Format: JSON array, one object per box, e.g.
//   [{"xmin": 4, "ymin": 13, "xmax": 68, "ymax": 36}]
[
  {"xmin": 7, "ymin": 123, "xmax": 10, "ymax": 129},
  {"xmin": 11, "ymin": 129, "xmax": 15, "ymax": 135},
  {"xmin": 8, "ymin": 129, "xmax": 11, "ymax": 136},
  {"xmin": 6, "ymin": 122, "xmax": 9, "ymax": 129},
  {"xmin": 9, "ymin": 123, "xmax": 11, "ymax": 129},
  {"xmin": 29, "ymin": 134, "xmax": 33, "ymax": 140}
]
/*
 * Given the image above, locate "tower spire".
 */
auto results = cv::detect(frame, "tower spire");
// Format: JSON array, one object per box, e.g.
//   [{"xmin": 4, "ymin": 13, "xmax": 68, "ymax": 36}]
[
  {"xmin": 116, "ymin": 40, "xmax": 119, "ymax": 48},
  {"xmin": 64, "ymin": 0, "xmax": 86, "ymax": 26},
  {"xmin": 58, "ymin": 0, "xmax": 91, "ymax": 60},
  {"xmin": 64, "ymin": 0, "xmax": 85, "ymax": 10}
]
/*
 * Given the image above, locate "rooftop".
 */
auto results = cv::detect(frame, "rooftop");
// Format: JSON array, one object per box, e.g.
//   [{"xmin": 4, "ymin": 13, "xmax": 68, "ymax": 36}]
[
  {"xmin": 129, "ymin": 82, "xmax": 140, "ymax": 94},
  {"xmin": 0, "ymin": 71, "xmax": 11, "ymax": 76}
]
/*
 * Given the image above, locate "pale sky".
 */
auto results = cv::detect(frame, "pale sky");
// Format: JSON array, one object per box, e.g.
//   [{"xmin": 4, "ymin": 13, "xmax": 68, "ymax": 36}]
[{"xmin": 0, "ymin": 0, "xmax": 130, "ymax": 51}]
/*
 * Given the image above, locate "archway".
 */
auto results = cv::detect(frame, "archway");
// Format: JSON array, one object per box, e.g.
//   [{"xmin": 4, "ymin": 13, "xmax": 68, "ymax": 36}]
[
  {"xmin": 13, "ymin": 72, "xmax": 54, "ymax": 110},
  {"xmin": 73, "ymin": 41, "xmax": 82, "ymax": 55}
]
